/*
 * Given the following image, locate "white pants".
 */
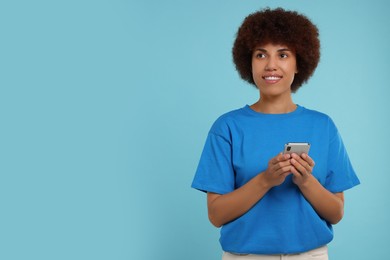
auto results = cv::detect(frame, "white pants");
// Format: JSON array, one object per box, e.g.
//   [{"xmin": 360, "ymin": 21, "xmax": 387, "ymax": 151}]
[{"xmin": 222, "ymin": 246, "xmax": 328, "ymax": 260}]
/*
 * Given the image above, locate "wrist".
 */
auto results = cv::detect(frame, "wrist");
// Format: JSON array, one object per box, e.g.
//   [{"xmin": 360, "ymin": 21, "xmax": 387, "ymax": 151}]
[
  {"xmin": 256, "ymin": 173, "xmax": 273, "ymax": 190},
  {"xmin": 297, "ymin": 174, "xmax": 318, "ymax": 190}
]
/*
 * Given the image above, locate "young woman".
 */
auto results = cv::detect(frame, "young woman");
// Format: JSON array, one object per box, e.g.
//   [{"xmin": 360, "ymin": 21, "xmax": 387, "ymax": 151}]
[{"xmin": 191, "ymin": 8, "xmax": 360, "ymax": 260}]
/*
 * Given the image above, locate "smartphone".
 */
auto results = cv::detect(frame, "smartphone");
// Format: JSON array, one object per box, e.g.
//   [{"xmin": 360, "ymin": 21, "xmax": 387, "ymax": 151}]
[{"xmin": 283, "ymin": 142, "xmax": 310, "ymax": 155}]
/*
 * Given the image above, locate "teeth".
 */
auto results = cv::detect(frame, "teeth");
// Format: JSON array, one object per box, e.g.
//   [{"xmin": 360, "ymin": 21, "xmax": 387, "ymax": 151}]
[{"xmin": 264, "ymin": 76, "xmax": 281, "ymax": 80}]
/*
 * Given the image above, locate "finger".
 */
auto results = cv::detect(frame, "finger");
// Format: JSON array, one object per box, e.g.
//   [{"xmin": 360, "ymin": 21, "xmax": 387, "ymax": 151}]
[
  {"xmin": 269, "ymin": 154, "xmax": 280, "ymax": 166},
  {"xmin": 301, "ymin": 153, "xmax": 315, "ymax": 168},
  {"xmin": 290, "ymin": 158, "xmax": 309, "ymax": 175},
  {"xmin": 280, "ymin": 171, "xmax": 293, "ymax": 179},
  {"xmin": 275, "ymin": 165, "xmax": 293, "ymax": 176},
  {"xmin": 289, "ymin": 166, "xmax": 302, "ymax": 178},
  {"xmin": 273, "ymin": 159, "xmax": 292, "ymax": 173},
  {"xmin": 291, "ymin": 153, "xmax": 312, "ymax": 173},
  {"xmin": 281, "ymin": 153, "xmax": 292, "ymax": 161},
  {"xmin": 273, "ymin": 153, "xmax": 291, "ymax": 165},
  {"xmin": 269, "ymin": 154, "xmax": 288, "ymax": 172},
  {"xmin": 299, "ymin": 153, "xmax": 315, "ymax": 173}
]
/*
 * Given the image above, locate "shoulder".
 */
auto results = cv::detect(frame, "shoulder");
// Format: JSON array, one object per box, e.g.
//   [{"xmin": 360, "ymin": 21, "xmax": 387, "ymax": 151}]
[
  {"xmin": 209, "ymin": 106, "xmax": 248, "ymax": 136},
  {"xmin": 300, "ymin": 106, "xmax": 338, "ymax": 133},
  {"xmin": 301, "ymin": 106, "xmax": 330, "ymax": 120},
  {"xmin": 301, "ymin": 106, "xmax": 335, "ymax": 124},
  {"xmin": 215, "ymin": 106, "xmax": 247, "ymax": 124}
]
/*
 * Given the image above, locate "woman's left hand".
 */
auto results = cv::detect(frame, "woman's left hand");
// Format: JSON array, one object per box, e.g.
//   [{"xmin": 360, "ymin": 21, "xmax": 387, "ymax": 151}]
[
  {"xmin": 289, "ymin": 153, "xmax": 345, "ymax": 224},
  {"xmin": 290, "ymin": 153, "xmax": 315, "ymax": 187}
]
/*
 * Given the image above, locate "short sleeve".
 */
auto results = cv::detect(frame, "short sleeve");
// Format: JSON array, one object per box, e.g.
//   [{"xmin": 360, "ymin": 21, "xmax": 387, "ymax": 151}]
[
  {"xmin": 324, "ymin": 119, "xmax": 360, "ymax": 193},
  {"xmin": 191, "ymin": 130, "xmax": 235, "ymax": 195}
]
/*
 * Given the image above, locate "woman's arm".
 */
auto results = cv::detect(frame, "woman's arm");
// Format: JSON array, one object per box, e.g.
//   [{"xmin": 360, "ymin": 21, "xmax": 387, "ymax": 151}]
[
  {"xmin": 299, "ymin": 180, "xmax": 344, "ymax": 224},
  {"xmin": 290, "ymin": 153, "xmax": 345, "ymax": 224},
  {"xmin": 207, "ymin": 153, "xmax": 293, "ymax": 227}
]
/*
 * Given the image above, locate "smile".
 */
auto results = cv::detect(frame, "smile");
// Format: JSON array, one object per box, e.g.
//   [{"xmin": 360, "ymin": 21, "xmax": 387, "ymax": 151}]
[
  {"xmin": 263, "ymin": 75, "xmax": 282, "ymax": 83},
  {"xmin": 263, "ymin": 76, "xmax": 282, "ymax": 80}
]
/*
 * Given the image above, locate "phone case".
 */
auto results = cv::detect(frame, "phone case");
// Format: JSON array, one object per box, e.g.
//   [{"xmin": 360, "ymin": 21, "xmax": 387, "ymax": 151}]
[{"xmin": 283, "ymin": 142, "xmax": 310, "ymax": 155}]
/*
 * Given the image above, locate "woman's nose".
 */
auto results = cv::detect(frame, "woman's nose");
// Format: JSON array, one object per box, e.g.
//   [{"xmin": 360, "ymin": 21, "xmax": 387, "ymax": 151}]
[{"xmin": 265, "ymin": 57, "xmax": 277, "ymax": 71}]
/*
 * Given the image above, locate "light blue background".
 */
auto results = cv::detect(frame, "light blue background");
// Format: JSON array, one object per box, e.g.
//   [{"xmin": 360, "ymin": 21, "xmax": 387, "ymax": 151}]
[{"xmin": 1, "ymin": 0, "xmax": 388, "ymax": 259}]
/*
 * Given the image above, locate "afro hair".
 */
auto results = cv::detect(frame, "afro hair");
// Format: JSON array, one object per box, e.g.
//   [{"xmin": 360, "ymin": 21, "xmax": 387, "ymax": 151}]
[{"xmin": 232, "ymin": 8, "xmax": 320, "ymax": 92}]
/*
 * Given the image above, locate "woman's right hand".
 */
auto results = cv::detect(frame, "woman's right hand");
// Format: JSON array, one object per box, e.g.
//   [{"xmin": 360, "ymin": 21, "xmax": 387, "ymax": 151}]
[
  {"xmin": 261, "ymin": 153, "xmax": 293, "ymax": 188},
  {"xmin": 207, "ymin": 153, "xmax": 294, "ymax": 227}
]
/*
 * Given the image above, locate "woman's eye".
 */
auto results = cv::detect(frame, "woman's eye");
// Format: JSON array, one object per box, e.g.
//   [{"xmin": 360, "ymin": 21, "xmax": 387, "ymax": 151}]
[
  {"xmin": 256, "ymin": 53, "xmax": 266, "ymax": 58},
  {"xmin": 280, "ymin": 53, "xmax": 288, "ymax": 58}
]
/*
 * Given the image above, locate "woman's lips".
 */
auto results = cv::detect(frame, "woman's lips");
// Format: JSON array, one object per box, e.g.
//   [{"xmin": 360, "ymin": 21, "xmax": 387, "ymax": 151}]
[{"xmin": 263, "ymin": 75, "xmax": 282, "ymax": 84}]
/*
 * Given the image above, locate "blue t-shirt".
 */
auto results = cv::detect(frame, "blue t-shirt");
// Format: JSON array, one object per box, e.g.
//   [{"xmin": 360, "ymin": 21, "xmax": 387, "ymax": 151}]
[{"xmin": 191, "ymin": 105, "xmax": 360, "ymax": 254}]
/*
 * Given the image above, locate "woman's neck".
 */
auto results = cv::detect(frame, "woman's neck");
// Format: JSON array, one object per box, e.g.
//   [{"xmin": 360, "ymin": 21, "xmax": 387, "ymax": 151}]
[{"xmin": 250, "ymin": 97, "xmax": 296, "ymax": 114}]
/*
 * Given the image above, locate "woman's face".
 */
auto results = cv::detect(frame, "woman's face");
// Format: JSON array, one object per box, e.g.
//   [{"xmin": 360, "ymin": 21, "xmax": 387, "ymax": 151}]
[{"xmin": 251, "ymin": 43, "xmax": 298, "ymax": 98}]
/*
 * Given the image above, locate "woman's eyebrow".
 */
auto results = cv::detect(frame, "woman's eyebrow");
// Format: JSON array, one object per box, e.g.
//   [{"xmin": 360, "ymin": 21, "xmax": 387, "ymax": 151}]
[
  {"xmin": 254, "ymin": 48, "xmax": 292, "ymax": 52},
  {"xmin": 277, "ymin": 48, "xmax": 292, "ymax": 52},
  {"xmin": 254, "ymin": 48, "xmax": 267, "ymax": 52}
]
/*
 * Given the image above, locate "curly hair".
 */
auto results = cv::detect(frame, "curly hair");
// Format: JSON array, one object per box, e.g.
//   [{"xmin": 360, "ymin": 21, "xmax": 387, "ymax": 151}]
[{"xmin": 232, "ymin": 8, "xmax": 320, "ymax": 92}]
